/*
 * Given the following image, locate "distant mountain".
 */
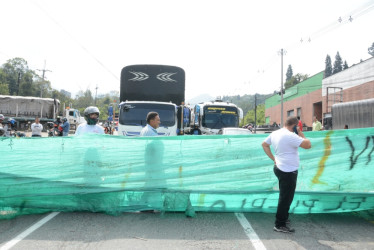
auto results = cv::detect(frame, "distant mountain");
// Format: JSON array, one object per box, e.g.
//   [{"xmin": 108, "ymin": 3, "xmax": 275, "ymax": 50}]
[
  {"xmin": 222, "ymin": 93, "xmax": 273, "ymax": 116},
  {"xmin": 186, "ymin": 93, "xmax": 215, "ymax": 105}
]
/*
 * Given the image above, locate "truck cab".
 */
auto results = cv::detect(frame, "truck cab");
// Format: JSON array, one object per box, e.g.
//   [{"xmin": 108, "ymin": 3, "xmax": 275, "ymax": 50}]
[
  {"xmin": 118, "ymin": 101, "xmax": 178, "ymax": 136},
  {"xmin": 65, "ymin": 108, "xmax": 85, "ymax": 130},
  {"xmin": 118, "ymin": 64, "xmax": 185, "ymax": 136}
]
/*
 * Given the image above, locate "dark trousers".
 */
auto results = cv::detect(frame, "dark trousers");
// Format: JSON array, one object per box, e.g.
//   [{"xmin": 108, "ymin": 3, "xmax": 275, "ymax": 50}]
[{"xmin": 274, "ymin": 166, "xmax": 298, "ymax": 227}]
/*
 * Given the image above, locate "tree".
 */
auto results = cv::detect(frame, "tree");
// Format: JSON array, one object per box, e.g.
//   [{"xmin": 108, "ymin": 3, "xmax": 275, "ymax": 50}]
[
  {"xmin": 18, "ymin": 71, "xmax": 38, "ymax": 96},
  {"xmin": 75, "ymin": 89, "xmax": 94, "ymax": 109},
  {"xmin": 242, "ymin": 104, "xmax": 265, "ymax": 126},
  {"xmin": 0, "ymin": 57, "xmax": 48, "ymax": 97},
  {"xmin": 332, "ymin": 51, "xmax": 343, "ymax": 74},
  {"xmin": 1, "ymin": 58, "xmax": 30, "ymax": 95},
  {"xmin": 368, "ymin": 42, "xmax": 374, "ymax": 57},
  {"xmin": 286, "ymin": 65, "xmax": 293, "ymax": 82},
  {"xmin": 294, "ymin": 73, "xmax": 308, "ymax": 82},
  {"xmin": 284, "ymin": 73, "xmax": 309, "ymax": 89},
  {"xmin": 285, "ymin": 76, "xmax": 298, "ymax": 89},
  {"xmin": 343, "ymin": 60, "xmax": 349, "ymax": 70},
  {"xmin": 33, "ymin": 78, "xmax": 52, "ymax": 98},
  {"xmin": 324, "ymin": 54, "xmax": 332, "ymax": 78},
  {"xmin": 0, "ymin": 83, "xmax": 9, "ymax": 95},
  {"xmin": 222, "ymin": 93, "xmax": 271, "ymax": 118}
]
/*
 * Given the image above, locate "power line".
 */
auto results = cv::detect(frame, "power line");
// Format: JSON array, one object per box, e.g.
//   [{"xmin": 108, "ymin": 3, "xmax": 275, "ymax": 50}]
[
  {"xmin": 32, "ymin": 0, "xmax": 119, "ymax": 82},
  {"xmin": 250, "ymin": 1, "xmax": 374, "ymax": 89}
]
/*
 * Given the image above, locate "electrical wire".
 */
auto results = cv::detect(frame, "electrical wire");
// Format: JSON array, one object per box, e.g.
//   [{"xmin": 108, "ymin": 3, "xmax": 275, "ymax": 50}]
[
  {"xmin": 32, "ymin": 0, "xmax": 119, "ymax": 82},
  {"xmin": 250, "ymin": 1, "xmax": 374, "ymax": 88}
]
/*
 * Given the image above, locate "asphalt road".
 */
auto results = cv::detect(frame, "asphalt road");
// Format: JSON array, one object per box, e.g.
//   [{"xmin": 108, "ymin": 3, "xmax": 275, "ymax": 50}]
[{"xmin": 0, "ymin": 211, "xmax": 373, "ymax": 250}]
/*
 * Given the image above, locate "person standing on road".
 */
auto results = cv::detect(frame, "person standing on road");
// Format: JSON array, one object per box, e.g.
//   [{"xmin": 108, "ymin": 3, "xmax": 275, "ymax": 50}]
[
  {"xmin": 312, "ymin": 116, "xmax": 322, "ymax": 131},
  {"xmin": 75, "ymin": 106, "xmax": 104, "ymax": 135},
  {"xmin": 31, "ymin": 117, "xmax": 43, "ymax": 137},
  {"xmin": 3, "ymin": 119, "xmax": 13, "ymax": 137},
  {"xmin": 140, "ymin": 112, "xmax": 160, "ymax": 136},
  {"xmin": 60, "ymin": 117, "xmax": 70, "ymax": 136},
  {"xmin": 53, "ymin": 116, "xmax": 62, "ymax": 136},
  {"xmin": 0, "ymin": 114, "xmax": 4, "ymax": 136},
  {"xmin": 297, "ymin": 116, "xmax": 303, "ymax": 131},
  {"xmin": 262, "ymin": 116, "xmax": 311, "ymax": 233},
  {"xmin": 0, "ymin": 114, "xmax": 4, "ymax": 129}
]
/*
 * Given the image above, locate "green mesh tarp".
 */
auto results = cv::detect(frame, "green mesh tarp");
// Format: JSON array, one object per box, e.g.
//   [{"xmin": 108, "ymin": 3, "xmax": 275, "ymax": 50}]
[{"xmin": 1, "ymin": 128, "xmax": 374, "ymax": 219}]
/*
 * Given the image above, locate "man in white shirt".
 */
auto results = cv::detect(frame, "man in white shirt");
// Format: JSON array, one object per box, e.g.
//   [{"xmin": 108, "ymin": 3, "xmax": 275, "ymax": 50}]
[
  {"xmin": 75, "ymin": 106, "xmax": 104, "ymax": 135},
  {"xmin": 140, "ymin": 112, "xmax": 160, "ymax": 137},
  {"xmin": 262, "ymin": 116, "xmax": 311, "ymax": 233},
  {"xmin": 31, "ymin": 117, "xmax": 43, "ymax": 137}
]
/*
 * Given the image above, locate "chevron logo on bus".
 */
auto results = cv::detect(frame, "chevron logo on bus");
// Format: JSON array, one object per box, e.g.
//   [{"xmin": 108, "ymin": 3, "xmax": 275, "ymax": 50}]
[
  {"xmin": 128, "ymin": 71, "xmax": 177, "ymax": 82},
  {"xmin": 128, "ymin": 71, "xmax": 149, "ymax": 81},
  {"xmin": 156, "ymin": 73, "xmax": 177, "ymax": 82}
]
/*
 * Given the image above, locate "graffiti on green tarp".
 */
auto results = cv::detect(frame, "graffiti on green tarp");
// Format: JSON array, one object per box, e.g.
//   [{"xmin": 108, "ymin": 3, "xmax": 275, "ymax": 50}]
[
  {"xmin": 345, "ymin": 136, "xmax": 374, "ymax": 169},
  {"xmin": 1, "ymin": 128, "xmax": 374, "ymax": 218}
]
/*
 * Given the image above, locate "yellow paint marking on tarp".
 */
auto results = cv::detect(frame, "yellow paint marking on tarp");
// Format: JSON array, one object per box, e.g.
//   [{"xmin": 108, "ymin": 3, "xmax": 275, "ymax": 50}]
[
  {"xmin": 179, "ymin": 166, "xmax": 183, "ymax": 187},
  {"xmin": 198, "ymin": 194, "xmax": 206, "ymax": 206},
  {"xmin": 312, "ymin": 131, "xmax": 334, "ymax": 185}
]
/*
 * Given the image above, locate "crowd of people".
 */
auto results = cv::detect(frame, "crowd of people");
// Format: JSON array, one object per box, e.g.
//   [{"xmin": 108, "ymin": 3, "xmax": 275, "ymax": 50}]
[
  {"xmin": 0, "ymin": 113, "xmax": 71, "ymax": 138},
  {"xmin": 1, "ymin": 105, "xmax": 162, "ymax": 138}
]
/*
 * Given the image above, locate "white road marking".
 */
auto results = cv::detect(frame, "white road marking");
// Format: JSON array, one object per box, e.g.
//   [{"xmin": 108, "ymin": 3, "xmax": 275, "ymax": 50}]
[
  {"xmin": 0, "ymin": 212, "xmax": 60, "ymax": 250},
  {"xmin": 235, "ymin": 212, "xmax": 267, "ymax": 250}
]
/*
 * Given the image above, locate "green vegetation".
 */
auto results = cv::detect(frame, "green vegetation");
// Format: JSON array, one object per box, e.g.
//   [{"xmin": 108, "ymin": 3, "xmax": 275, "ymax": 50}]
[
  {"xmin": 221, "ymin": 94, "xmax": 271, "ymax": 127},
  {"xmin": 242, "ymin": 104, "xmax": 265, "ymax": 126},
  {"xmin": 222, "ymin": 93, "xmax": 272, "ymax": 118},
  {"xmin": 0, "ymin": 57, "xmax": 119, "ymax": 120}
]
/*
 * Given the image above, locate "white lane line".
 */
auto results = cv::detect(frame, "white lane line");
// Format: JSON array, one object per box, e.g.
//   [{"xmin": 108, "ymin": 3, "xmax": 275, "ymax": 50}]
[
  {"xmin": 235, "ymin": 212, "xmax": 267, "ymax": 250},
  {"xmin": 0, "ymin": 212, "xmax": 60, "ymax": 250}
]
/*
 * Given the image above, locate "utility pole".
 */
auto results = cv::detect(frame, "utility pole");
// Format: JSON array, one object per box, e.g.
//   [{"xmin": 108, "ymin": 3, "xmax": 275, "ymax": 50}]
[
  {"xmin": 95, "ymin": 85, "xmax": 98, "ymax": 105},
  {"xmin": 278, "ymin": 49, "xmax": 286, "ymax": 127},
  {"xmin": 254, "ymin": 94, "xmax": 257, "ymax": 134},
  {"xmin": 17, "ymin": 72, "xmax": 21, "ymax": 95},
  {"xmin": 37, "ymin": 60, "xmax": 52, "ymax": 81},
  {"xmin": 37, "ymin": 60, "xmax": 52, "ymax": 98}
]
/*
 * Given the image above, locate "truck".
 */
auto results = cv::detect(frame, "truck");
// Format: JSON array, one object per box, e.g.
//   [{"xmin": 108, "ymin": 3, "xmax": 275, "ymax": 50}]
[
  {"xmin": 63, "ymin": 107, "xmax": 85, "ymax": 130},
  {"xmin": 118, "ymin": 65, "xmax": 187, "ymax": 136},
  {"xmin": 189, "ymin": 99, "xmax": 243, "ymax": 135},
  {"xmin": 0, "ymin": 95, "xmax": 59, "ymax": 131},
  {"xmin": 323, "ymin": 98, "xmax": 374, "ymax": 130}
]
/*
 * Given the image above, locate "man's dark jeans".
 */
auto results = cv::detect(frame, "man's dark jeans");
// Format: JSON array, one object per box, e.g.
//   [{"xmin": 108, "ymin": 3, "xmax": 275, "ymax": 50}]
[{"xmin": 274, "ymin": 166, "xmax": 298, "ymax": 227}]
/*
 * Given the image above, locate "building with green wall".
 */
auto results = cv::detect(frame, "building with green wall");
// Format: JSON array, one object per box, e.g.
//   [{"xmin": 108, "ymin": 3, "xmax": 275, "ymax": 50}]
[{"xmin": 265, "ymin": 71, "xmax": 324, "ymax": 128}]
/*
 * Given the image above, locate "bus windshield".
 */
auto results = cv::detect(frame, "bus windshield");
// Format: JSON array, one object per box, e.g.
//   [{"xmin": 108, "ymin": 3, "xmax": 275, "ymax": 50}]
[
  {"xmin": 119, "ymin": 103, "xmax": 176, "ymax": 127},
  {"xmin": 202, "ymin": 106, "xmax": 239, "ymax": 129}
]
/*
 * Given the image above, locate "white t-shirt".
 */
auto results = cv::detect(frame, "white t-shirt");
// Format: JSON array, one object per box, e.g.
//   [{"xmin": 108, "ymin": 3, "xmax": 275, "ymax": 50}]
[
  {"xmin": 31, "ymin": 123, "xmax": 43, "ymax": 136},
  {"xmin": 264, "ymin": 128, "xmax": 304, "ymax": 172},
  {"xmin": 75, "ymin": 123, "xmax": 104, "ymax": 135}
]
